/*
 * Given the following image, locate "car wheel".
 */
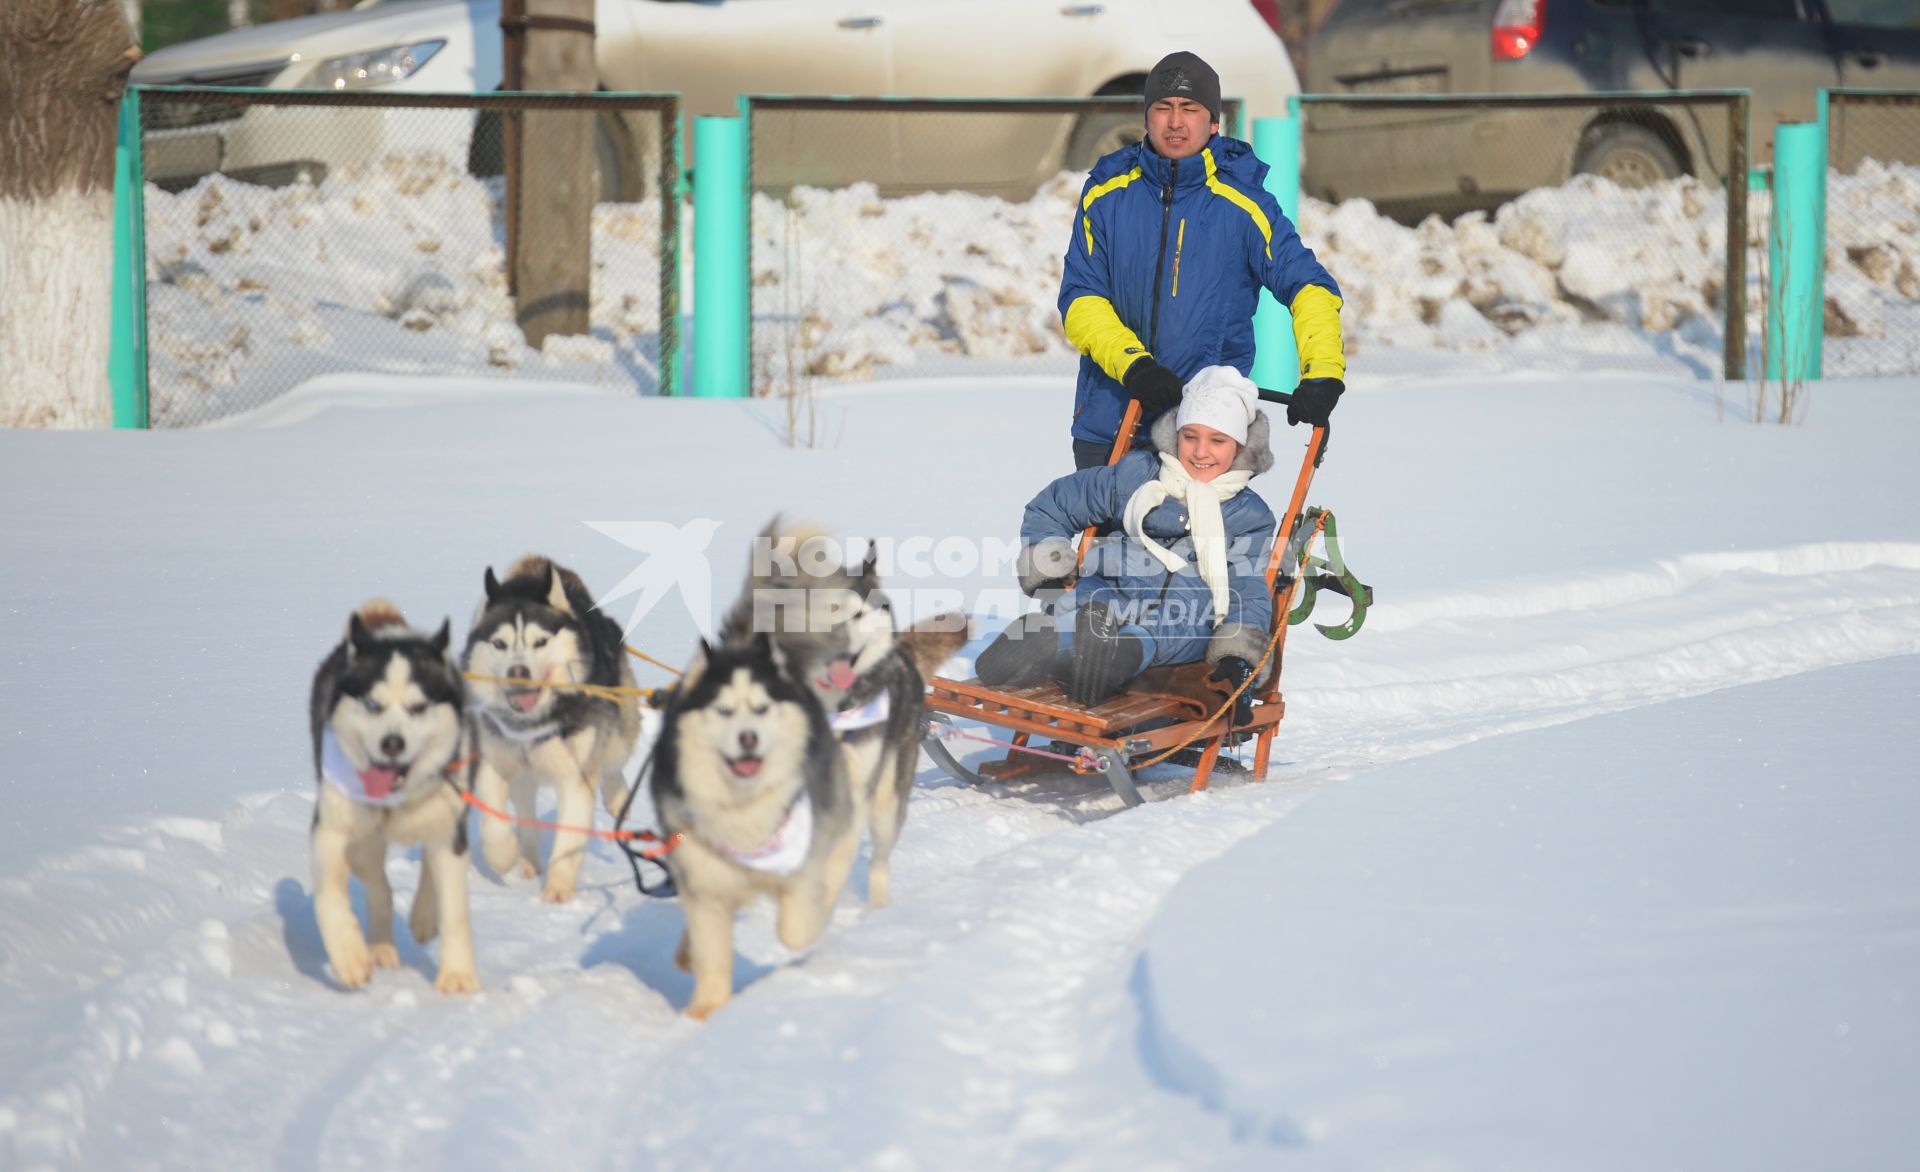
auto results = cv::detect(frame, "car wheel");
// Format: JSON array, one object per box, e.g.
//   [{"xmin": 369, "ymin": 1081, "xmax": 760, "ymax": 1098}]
[
  {"xmin": 590, "ymin": 111, "xmax": 635, "ymax": 203},
  {"xmin": 1066, "ymin": 110, "xmax": 1145, "ymax": 172},
  {"xmin": 1573, "ymin": 123, "xmax": 1684, "ymax": 189}
]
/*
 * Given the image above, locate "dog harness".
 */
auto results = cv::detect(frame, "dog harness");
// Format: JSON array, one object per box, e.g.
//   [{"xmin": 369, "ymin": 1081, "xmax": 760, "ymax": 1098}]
[
  {"xmin": 476, "ymin": 706, "xmax": 564, "ymax": 746},
  {"xmin": 710, "ymin": 791, "xmax": 814, "ymax": 876},
  {"xmin": 321, "ymin": 730, "xmax": 422, "ymax": 809},
  {"xmin": 828, "ymin": 691, "xmax": 890, "ymax": 737}
]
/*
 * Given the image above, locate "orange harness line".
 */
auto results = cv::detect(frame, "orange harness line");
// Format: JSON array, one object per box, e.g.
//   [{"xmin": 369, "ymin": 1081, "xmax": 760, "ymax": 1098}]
[{"xmin": 455, "ymin": 789, "xmax": 682, "ymax": 860}]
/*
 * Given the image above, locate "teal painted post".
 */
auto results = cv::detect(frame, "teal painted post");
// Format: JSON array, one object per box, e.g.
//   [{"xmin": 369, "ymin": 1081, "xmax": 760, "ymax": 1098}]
[
  {"xmin": 108, "ymin": 88, "xmax": 148, "ymax": 428},
  {"xmin": 692, "ymin": 115, "xmax": 748, "ymax": 398},
  {"xmin": 1765, "ymin": 117, "xmax": 1826, "ymax": 382},
  {"xmin": 1249, "ymin": 100, "xmax": 1301, "ymax": 391}
]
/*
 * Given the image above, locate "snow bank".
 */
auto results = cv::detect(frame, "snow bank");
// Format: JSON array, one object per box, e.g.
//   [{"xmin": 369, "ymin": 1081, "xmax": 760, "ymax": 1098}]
[
  {"xmin": 1135, "ymin": 655, "xmax": 1920, "ymax": 1168},
  {"xmin": 142, "ymin": 154, "xmax": 668, "ymax": 426},
  {"xmin": 141, "ymin": 157, "xmax": 1920, "ymax": 423},
  {"xmin": 1824, "ymin": 159, "xmax": 1920, "ymax": 375},
  {"xmin": 748, "ymin": 176, "xmax": 1083, "ymax": 382}
]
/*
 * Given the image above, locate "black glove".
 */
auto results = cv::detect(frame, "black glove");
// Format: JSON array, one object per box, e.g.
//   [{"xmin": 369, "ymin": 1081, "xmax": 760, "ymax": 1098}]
[
  {"xmin": 1286, "ymin": 377, "xmax": 1345, "ymax": 428},
  {"xmin": 1122, "ymin": 358, "xmax": 1185, "ymax": 417},
  {"xmin": 1209, "ymin": 655, "xmax": 1256, "ymax": 728}
]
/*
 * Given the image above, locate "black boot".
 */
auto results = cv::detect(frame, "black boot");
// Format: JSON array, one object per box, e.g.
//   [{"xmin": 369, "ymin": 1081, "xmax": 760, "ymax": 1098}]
[
  {"xmin": 1066, "ymin": 601, "xmax": 1145, "ymax": 707},
  {"xmin": 976, "ymin": 612, "xmax": 1058, "ymax": 687}
]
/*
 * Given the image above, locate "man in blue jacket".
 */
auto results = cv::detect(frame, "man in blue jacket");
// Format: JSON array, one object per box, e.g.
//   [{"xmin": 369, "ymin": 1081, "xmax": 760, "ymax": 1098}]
[{"xmin": 1059, "ymin": 51, "xmax": 1347, "ymax": 468}]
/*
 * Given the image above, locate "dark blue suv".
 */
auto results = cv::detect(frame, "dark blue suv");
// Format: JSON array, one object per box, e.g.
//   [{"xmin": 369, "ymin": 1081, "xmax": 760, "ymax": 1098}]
[{"xmin": 1303, "ymin": 0, "xmax": 1920, "ymax": 214}]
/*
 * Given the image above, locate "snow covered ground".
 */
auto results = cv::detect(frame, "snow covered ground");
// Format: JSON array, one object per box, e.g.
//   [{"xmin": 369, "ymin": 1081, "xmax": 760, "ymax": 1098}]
[
  {"xmin": 3, "ymin": 371, "xmax": 1918, "ymax": 1168},
  {"xmin": 141, "ymin": 158, "xmax": 1920, "ymax": 424}
]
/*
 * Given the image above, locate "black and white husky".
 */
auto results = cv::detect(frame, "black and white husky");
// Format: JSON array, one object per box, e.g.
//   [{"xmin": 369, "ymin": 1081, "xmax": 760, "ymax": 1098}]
[
  {"xmin": 463, "ymin": 555, "xmax": 641, "ymax": 903},
  {"xmin": 308, "ymin": 600, "xmax": 478, "ymax": 993},
  {"xmin": 649, "ymin": 634, "xmax": 859, "ymax": 1019},
  {"xmin": 719, "ymin": 522, "xmax": 965, "ymax": 907}
]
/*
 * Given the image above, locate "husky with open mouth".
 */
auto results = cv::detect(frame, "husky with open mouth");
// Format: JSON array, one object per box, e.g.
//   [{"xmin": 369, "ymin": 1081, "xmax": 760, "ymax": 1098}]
[
  {"xmin": 649, "ymin": 633, "xmax": 858, "ymax": 1018},
  {"xmin": 718, "ymin": 520, "xmax": 966, "ymax": 908},
  {"xmin": 308, "ymin": 600, "xmax": 479, "ymax": 993},
  {"xmin": 463, "ymin": 555, "xmax": 641, "ymax": 903}
]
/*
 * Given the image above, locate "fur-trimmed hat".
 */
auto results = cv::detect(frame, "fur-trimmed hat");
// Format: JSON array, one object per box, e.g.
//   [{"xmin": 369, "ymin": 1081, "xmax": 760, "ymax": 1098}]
[
  {"xmin": 1144, "ymin": 52, "xmax": 1222, "ymax": 124},
  {"xmin": 1175, "ymin": 365, "xmax": 1260, "ymax": 445}
]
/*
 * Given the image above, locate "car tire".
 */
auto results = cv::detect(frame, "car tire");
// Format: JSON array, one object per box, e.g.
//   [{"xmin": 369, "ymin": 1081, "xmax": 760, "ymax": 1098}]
[
  {"xmin": 1066, "ymin": 110, "xmax": 1145, "ymax": 172},
  {"xmin": 591, "ymin": 111, "xmax": 637, "ymax": 203},
  {"xmin": 1573, "ymin": 123, "xmax": 1684, "ymax": 189}
]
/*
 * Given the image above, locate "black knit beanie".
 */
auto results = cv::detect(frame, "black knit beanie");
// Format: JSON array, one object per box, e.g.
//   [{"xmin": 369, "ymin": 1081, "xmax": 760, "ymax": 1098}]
[{"xmin": 1143, "ymin": 52, "xmax": 1221, "ymax": 124}]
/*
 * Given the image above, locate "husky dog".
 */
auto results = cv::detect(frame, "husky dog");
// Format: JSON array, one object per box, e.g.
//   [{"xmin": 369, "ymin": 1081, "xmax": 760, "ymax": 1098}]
[
  {"xmin": 649, "ymin": 634, "xmax": 859, "ymax": 1019},
  {"xmin": 464, "ymin": 555, "xmax": 641, "ymax": 903},
  {"xmin": 719, "ymin": 521, "xmax": 965, "ymax": 908},
  {"xmin": 309, "ymin": 600, "xmax": 479, "ymax": 994}
]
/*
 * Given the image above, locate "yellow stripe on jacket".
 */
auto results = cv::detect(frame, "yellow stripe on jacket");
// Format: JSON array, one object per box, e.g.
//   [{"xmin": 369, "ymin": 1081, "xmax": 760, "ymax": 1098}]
[
  {"xmin": 1202, "ymin": 149, "xmax": 1273, "ymax": 261},
  {"xmin": 1064, "ymin": 296, "xmax": 1151, "ymax": 384},
  {"xmin": 1290, "ymin": 285, "xmax": 1346, "ymax": 381},
  {"xmin": 1080, "ymin": 166, "xmax": 1143, "ymax": 255}
]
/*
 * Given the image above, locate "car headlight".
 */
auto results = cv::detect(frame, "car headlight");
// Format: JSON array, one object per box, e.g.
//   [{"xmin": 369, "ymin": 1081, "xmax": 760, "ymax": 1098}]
[{"xmin": 306, "ymin": 40, "xmax": 444, "ymax": 90}]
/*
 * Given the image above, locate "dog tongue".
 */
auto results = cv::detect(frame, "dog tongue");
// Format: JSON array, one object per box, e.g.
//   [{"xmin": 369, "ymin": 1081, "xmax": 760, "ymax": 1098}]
[
  {"xmin": 360, "ymin": 766, "xmax": 399, "ymax": 798},
  {"xmin": 730, "ymin": 757, "xmax": 762, "ymax": 778},
  {"xmin": 510, "ymin": 690, "xmax": 541, "ymax": 712},
  {"xmin": 825, "ymin": 658, "xmax": 857, "ymax": 691}
]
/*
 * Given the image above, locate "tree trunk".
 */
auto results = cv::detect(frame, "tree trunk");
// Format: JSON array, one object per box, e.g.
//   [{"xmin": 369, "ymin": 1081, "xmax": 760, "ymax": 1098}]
[
  {"xmin": 0, "ymin": 0, "xmax": 141, "ymax": 429},
  {"xmin": 507, "ymin": 0, "xmax": 596, "ymax": 350}
]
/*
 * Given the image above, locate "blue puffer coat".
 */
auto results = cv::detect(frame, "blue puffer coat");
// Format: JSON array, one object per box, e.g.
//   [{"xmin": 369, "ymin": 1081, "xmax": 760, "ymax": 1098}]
[
  {"xmin": 1020, "ymin": 412, "xmax": 1280, "ymax": 673},
  {"xmin": 1058, "ymin": 134, "xmax": 1344, "ymax": 447}
]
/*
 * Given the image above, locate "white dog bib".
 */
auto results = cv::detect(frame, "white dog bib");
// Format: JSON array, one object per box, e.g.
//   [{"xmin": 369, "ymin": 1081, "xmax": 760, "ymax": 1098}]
[
  {"xmin": 321, "ymin": 730, "xmax": 414, "ymax": 809},
  {"xmin": 713, "ymin": 792, "xmax": 814, "ymax": 876},
  {"xmin": 829, "ymin": 691, "xmax": 891, "ymax": 736}
]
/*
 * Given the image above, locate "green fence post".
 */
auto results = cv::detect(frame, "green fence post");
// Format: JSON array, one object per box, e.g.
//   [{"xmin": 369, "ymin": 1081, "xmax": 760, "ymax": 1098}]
[
  {"xmin": 1765, "ymin": 112, "xmax": 1826, "ymax": 383},
  {"xmin": 108, "ymin": 87, "xmax": 148, "ymax": 429},
  {"xmin": 1249, "ymin": 98, "xmax": 1301, "ymax": 391},
  {"xmin": 691, "ymin": 115, "xmax": 748, "ymax": 398}
]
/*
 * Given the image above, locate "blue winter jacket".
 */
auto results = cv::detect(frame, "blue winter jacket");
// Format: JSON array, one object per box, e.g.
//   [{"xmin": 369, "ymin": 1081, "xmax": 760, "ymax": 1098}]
[
  {"xmin": 1021, "ymin": 413, "xmax": 1279, "ymax": 670},
  {"xmin": 1059, "ymin": 134, "xmax": 1345, "ymax": 446}
]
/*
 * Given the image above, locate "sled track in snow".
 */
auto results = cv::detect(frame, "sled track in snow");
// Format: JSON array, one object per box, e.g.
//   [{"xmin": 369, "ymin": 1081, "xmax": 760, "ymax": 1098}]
[{"xmin": 1281, "ymin": 540, "xmax": 1920, "ymax": 768}]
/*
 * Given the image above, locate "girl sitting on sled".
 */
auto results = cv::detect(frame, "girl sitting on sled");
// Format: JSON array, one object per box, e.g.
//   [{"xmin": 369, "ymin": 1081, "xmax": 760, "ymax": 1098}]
[{"xmin": 977, "ymin": 366, "xmax": 1278, "ymax": 715}]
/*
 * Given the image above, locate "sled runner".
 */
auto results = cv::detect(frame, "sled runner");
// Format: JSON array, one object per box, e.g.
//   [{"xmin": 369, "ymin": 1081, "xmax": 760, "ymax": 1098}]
[{"xmin": 923, "ymin": 390, "xmax": 1372, "ymax": 806}]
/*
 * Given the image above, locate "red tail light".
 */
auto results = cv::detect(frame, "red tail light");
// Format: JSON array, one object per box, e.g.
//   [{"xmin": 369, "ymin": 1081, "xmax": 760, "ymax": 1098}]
[
  {"xmin": 1492, "ymin": 0, "xmax": 1545, "ymax": 61},
  {"xmin": 1249, "ymin": 0, "xmax": 1284, "ymax": 40}
]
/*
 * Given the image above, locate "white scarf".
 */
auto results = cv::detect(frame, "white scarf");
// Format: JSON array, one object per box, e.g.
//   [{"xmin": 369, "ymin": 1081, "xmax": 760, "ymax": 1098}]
[{"xmin": 1121, "ymin": 453, "xmax": 1253, "ymax": 624}]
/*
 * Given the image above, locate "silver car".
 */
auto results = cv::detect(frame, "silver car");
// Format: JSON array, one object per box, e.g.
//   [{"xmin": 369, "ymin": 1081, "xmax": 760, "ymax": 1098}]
[{"xmin": 133, "ymin": 0, "xmax": 1302, "ymax": 196}]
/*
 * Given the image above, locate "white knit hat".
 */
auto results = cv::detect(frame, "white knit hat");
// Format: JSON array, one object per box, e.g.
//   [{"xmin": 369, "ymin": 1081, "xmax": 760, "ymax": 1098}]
[{"xmin": 1174, "ymin": 365, "xmax": 1260, "ymax": 444}]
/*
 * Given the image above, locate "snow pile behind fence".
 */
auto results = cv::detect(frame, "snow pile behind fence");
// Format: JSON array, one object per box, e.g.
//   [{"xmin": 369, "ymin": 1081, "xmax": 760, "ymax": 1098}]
[{"xmin": 141, "ymin": 155, "xmax": 1920, "ymax": 423}]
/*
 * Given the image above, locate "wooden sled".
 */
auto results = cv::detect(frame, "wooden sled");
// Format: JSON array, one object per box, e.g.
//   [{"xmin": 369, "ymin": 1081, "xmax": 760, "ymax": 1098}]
[{"xmin": 924, "ymin": 393, "xmax": 1371, "ymax": 806}]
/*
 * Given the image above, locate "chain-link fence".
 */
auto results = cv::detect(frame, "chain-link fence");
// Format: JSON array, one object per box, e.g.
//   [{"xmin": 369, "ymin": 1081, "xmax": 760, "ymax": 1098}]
[
  {"xmin": 745, "ymin": 96, "xmax": 1241, "ymax": 397},
  {"xmin": 1824, "ymin": 90, "xmax": 1920, "ymax": 377},
  {"xmin": 136, "ymin": 87, "xmax": 679, "ymax": 427},
  {"xmin": 1299, "ymin": 92, "xmax": 1751, "ymax": 381}
]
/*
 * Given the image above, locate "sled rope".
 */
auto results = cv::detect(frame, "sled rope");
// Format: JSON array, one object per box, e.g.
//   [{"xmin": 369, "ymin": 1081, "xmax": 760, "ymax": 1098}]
[
  {"xmin": 460, "ymin": 644, "xmax": 684, "ymax": 710},
  {"xmin": 624, "ymin": 644, "xmax": 684, "ymax": 677},
  {"xmin": 929, "ymin": 724, "xmax": 1104, "ymax": 774},
  {"xmin": 1127, "ymin": 616, "xmax": 1283, "ymax": 770},
  {"xmin": 461, "ymin": 671, "xmax": 666, "ymax": 708},
  {"xmin": 457, "ymin": 789, "xmax": 681, "ymax": 857}
]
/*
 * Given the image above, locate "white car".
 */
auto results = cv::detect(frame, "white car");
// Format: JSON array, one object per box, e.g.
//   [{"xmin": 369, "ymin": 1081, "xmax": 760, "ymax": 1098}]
[{"xmin": 132, "ymin": 0, "xmax": 1299, "ymax": 197}]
